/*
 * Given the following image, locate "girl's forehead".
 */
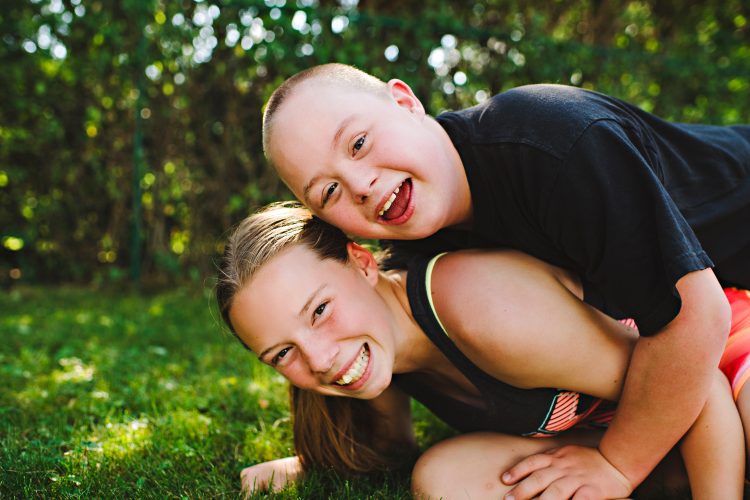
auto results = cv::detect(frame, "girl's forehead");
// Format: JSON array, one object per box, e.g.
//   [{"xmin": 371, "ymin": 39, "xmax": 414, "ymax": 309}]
[
  {"xmin": 229, "ymin": 248, "xmax": 316, "ymax": 340},
  {"xmin": 231, "ymin": 249, "xmax": 354, "ymax": 347},
  {"xmin": 246, "ymin": 245, "xmax": 349, "ymax": 299}
]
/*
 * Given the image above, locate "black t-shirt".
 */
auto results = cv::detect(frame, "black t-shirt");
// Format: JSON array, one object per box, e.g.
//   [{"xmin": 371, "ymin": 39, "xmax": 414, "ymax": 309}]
[{"xmin": 383, "ymin": 84, "xmax": 750, "ymax": 335}]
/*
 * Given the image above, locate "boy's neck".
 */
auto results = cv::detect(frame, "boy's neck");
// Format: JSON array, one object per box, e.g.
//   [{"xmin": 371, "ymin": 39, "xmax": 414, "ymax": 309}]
[{"xmin": 429, "ymin": 116, "xmax": 474, "ymax": 228}]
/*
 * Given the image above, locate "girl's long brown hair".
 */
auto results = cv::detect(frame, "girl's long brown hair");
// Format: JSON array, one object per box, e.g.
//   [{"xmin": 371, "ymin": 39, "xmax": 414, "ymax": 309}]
[
  {"xmin": 216, "ymin": 202, "xmax": 396, "ymax": 476},
  {"xmin": 291, "ymin": 387, "xmax": 391, "ymax": 474}
]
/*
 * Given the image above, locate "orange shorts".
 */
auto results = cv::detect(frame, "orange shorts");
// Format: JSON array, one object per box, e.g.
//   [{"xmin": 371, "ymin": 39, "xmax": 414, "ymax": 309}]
[{"xmin": 719, "ymin": 288, "xmax": 750, "ymax": 400}]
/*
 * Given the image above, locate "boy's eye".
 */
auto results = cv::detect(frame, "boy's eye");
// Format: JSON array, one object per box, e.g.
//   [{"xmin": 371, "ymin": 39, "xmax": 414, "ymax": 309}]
[
  {"xmin": 322, "ymin": 183, "xmax": 338, "ymax": 206},
  {"xmin": 272, "ymin": 347, "xmax": 291, "ymax": 366},
  {"xmin": 352, "ymin": 134, "xmax": 366, "ymax": 155}
]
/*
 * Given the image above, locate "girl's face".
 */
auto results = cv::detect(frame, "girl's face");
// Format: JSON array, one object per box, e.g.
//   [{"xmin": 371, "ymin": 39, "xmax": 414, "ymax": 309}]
[{"xmin": 229, "ymin": 243, "xmax": 399, "ymax": 399}]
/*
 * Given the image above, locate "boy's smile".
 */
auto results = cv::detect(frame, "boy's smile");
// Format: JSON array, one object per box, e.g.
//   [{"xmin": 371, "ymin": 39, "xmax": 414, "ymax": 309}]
[
  {"xmin": 266, "ymin": 78, "xmax": 472, "ymax": 240},
  {"xmin": 377, "ymin": 178, "xmax": 413, "ymax": 223}
]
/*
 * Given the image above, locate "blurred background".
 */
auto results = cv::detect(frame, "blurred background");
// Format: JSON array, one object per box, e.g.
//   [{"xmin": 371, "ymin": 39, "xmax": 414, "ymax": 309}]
[{"xmin": 2, "ymin": 0, "xmax": 749, "ymax": 288}]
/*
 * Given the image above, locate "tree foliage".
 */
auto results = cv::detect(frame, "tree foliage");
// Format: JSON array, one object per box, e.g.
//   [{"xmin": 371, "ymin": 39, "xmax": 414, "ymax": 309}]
[{"xmin": 1, "ymin": 0, "xmax": 748, "ymax": 285}]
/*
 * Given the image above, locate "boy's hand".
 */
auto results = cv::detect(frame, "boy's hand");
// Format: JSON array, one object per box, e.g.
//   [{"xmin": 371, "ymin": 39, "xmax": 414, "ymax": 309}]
[
  {"xmin": 501, "ymin": 445, "xmax": 633, "ymax": 499},
  {"xmin": 240, "ymin": 456, "xmax": 302, "ymax": 496}
]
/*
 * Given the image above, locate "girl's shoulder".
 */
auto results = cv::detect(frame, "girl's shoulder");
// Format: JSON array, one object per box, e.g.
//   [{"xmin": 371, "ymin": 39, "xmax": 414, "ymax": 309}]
[
  {"xmin": 428, "ymin": 249, "xmax": 565, "ymax": 348},
  {"xmin": 432, "ymin": 248, "xmax": 578, "ymax": 298}
]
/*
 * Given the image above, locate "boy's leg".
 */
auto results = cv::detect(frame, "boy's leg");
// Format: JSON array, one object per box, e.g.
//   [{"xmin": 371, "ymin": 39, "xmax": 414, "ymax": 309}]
[
  {"xmin": 737, "ymin": 380, "xmax": 750, "ymax": 478},
  {"xmin": 678, "ymin": 370, "xmax": 745, "ymax": 500}
]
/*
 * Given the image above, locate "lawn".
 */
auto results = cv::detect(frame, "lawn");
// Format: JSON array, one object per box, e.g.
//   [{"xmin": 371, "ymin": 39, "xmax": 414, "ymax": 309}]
[{"xmin": 0, "ymin": 286, "xmax": 452, "ymax": 498}]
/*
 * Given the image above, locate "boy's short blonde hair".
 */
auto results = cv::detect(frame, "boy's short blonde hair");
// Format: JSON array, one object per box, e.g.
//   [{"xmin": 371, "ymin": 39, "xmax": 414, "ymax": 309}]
[{"xmin": 262, "ymin": 63, "xmax": 388, "ymax": 161}]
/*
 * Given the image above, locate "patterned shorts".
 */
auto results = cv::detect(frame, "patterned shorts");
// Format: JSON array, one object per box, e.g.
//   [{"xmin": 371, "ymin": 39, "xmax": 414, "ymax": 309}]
[{"xmin": 719, "ymin": 288, "xmax": 750, "ymax": 400}]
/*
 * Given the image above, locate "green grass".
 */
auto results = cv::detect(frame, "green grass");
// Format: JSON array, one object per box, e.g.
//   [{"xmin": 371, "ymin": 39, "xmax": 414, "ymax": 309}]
[{"xmin": 0, "ymin": 286, "xmax": 453, "ymax": 498}]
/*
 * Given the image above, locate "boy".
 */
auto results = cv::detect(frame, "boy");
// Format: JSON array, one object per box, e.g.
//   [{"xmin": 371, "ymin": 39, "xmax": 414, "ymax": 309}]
[{"xmin": 261, "ymin": 63, "xmax": 750, "ymax": 498}]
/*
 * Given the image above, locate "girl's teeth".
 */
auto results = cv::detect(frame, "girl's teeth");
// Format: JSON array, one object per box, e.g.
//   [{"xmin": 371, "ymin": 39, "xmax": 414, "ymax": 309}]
[{"xmin": 336, "ymin": 347, "xmax": 369, "ymax": 386}]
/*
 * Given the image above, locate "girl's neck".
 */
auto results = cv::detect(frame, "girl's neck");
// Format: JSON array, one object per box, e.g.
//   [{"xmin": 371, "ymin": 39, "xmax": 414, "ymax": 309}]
[
  {"xmin": 376, "ymin": 269, "xmax": 446, "ymax": 375},
  {"xmin": 378, "ymin": 269, "xmax": 483, "ymax": 401}
]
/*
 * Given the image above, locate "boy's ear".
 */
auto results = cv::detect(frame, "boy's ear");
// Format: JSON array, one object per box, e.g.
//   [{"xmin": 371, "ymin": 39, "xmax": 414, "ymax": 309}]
[
  {"xmin": 346, "ymin": 242, "xmax": 379, "ymax": 285},
  {"xmin": 387, "ymin": 79, "xmax": 425, "ymax": 116}
]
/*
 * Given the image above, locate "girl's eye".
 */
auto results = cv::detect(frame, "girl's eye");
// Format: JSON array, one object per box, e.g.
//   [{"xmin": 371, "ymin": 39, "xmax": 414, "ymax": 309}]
[
  {"xmin": 322, "ymin": 183, "xmax": 338, "ymax": 205},
  {"xmin": 352, "ymin": 135, "xmax": 366, "ymax": 155},
  {"xmin": 313, "ymin": 302, "xmax": 327, "ymax": 319},
  {"xmin": 272, "ymin": 347, "xmax": 291, "ymax": 366}
]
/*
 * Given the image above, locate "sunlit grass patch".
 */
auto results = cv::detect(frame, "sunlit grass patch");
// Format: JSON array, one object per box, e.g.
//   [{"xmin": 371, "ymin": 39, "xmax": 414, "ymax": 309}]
[
  {"xmin": 0, "ymin": 286, "xmax": 421, "ymax": 497},
  {"xmin": 241, "ymin": 414, "xmax": 295, "ymax": 464},
  {"xmin": 52, "ymin": 357, "xmax": 96, "ymax": 383}
]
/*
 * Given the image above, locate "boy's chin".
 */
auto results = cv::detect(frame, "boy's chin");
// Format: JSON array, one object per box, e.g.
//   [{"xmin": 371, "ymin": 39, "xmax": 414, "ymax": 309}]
[{"xmin": 382, "ymin": 221, "xmax": 441, "ymax": 240}]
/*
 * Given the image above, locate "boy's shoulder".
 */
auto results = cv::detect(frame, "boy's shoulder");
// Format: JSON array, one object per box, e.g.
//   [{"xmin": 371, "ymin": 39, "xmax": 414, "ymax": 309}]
[{"xmin": 438, "ymin": 84, "xmax": 628, "ymax": 149}]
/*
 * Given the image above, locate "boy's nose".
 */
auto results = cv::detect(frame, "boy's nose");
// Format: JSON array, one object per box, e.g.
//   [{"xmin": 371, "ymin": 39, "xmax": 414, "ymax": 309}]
[{"xmin": 343, "ymin": 169, "xmax": 377, "ymax": 205}]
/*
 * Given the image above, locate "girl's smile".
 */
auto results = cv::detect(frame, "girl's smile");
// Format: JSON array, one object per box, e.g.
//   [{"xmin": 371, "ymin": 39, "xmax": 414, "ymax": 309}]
[
  {"xmin": 332, "ymin": 343, "xmax": 372, "ymax": 391},
  {"xmin": 228, "ymin": 243, "xmax": 401, "ymax": 399}
]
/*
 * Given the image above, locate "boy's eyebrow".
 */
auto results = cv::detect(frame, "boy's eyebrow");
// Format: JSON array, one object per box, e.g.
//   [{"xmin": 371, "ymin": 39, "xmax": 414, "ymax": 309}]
[
  {"xmin": 257, "ymin": 284, "xmax": 327, "ymax": 360},
  {"xmin": 302, "ymin": 176, "xmax": 319, "ymax": 205},
  {"xmin": 331, "ymin": 115, "xmax": 356, "ymax": 151},
  {"xmin": 302, "ymin": 115, "xmax": 357, "ymax": 205}
]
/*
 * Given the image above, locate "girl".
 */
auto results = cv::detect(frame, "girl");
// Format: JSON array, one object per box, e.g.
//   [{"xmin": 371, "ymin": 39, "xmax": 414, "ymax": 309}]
[{"xmin": 216, "ymin": 202, "xmax": 748, "ymax": 499}]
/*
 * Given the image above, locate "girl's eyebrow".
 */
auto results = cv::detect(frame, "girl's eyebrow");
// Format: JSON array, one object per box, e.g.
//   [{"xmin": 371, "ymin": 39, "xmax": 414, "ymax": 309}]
[
  {"xmin": 299, "ymin": 284, "xmax": 327, "ymax": 317},
  {"xmin": 257, "ymin": 284, "xmax": 328, "ymax": 360},
  {"xmin": 259, "ymin": 344, "xmax": 278, "ymax": 360}
]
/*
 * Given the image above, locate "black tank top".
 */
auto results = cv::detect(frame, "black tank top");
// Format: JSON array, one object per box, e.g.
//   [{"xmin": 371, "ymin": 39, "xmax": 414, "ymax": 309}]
[{"xmin": 393, "ymin": 254, "xmax": 615, "ymax": 436}]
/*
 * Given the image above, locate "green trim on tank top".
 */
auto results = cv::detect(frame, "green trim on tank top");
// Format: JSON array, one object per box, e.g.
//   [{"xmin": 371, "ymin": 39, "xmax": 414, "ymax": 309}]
[{"xmin": 425, "ymin": 252, "xmax": 450, "ymax": 338}]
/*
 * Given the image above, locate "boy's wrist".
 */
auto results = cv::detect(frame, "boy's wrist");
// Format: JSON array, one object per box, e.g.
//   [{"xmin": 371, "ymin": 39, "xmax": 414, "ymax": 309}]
[{"xmin": 598, "ymin": 438, "xmax": 647, "ymax": 489}]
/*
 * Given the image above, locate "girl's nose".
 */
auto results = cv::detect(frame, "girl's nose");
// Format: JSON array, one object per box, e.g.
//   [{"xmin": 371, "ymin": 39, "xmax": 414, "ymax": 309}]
[{"xmin": 303, "ymin": 337, "xmax": 339, "ymax": 375}]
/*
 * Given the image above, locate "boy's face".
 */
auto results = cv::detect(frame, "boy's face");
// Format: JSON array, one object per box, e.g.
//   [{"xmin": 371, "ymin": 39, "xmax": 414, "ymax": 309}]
[{"xmin": 267, "ymin": 79, "xmax": 471, "ymax": 240}]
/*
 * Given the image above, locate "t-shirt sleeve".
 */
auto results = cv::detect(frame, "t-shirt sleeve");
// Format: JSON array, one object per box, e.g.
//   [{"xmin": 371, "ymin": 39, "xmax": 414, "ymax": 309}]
[{"xmin": 543, "ymin": 119, "xmax": 713, "ymax": 335}]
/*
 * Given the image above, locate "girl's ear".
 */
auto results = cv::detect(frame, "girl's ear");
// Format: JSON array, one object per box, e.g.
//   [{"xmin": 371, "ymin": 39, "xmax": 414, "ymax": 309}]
[
  {"xmin": 387, "ymin": 79, "xmax": 425, "ymax": 117},
  {"xmin": 346, "ymin": 242, "xmax": 379, "ymax": 286}
]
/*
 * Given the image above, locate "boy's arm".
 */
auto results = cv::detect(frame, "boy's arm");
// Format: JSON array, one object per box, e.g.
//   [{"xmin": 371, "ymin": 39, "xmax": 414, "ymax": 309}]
[
  {"xmin": 502, "ymin": 268, "xmax": 731, "ymax": 499},
  {"xmin": 680, "ymin": 369, "xmax": 745, "ymax": 499}
]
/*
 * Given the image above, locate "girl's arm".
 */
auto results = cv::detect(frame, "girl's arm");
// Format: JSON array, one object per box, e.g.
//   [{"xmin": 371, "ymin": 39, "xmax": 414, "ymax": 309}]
[
  {"xmin": 430, "ymin": 249, "xmax": 636, "ymax": 401},
  {"xmin": 239, "ymin": 384, "xmax": 415, "ymax": 495},
  {"xmin": 430, "ymin": 249, "xmax": 744, "ymax": 497},
  {"xmin": 240, "ymin": 456, "xmax": 303, "ymax": 496}
]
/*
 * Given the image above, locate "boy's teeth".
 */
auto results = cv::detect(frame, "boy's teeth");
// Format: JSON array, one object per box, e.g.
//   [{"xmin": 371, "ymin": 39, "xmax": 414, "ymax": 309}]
[
  {"xmin": 336, "ymin": 346, "xmax": 369, "ymax": 386},
  {"xmin": 378, "ymin": 185, "xmax": 402, "ymax": 216}
]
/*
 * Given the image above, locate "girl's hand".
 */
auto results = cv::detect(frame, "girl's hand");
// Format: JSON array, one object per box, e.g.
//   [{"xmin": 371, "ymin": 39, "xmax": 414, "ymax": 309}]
[{"xmin": 240, "ymin": 456, "xmax": 302, "ymax": 495}]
